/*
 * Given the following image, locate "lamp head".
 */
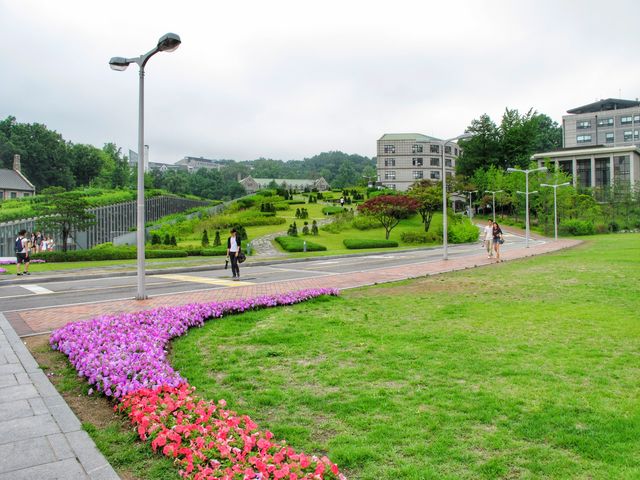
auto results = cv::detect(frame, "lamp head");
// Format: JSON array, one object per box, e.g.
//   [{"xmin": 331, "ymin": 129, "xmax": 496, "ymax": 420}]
[
  {"xmin": 109, "ymin": 57, "xmax": 130, "ymax": 71},
  {"xmin": 157, "ymin": 33, "xmax": 181, "ymax": 52},
  {"xmin": 507, "ymin": 168, "xmax": 517, "ymax": 173}
]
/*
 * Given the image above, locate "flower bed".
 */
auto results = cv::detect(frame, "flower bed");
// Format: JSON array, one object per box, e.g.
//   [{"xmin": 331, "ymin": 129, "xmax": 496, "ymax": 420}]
[{"xmin": 50, "ymin": 288, "xmax": 345, "ymax": 479}]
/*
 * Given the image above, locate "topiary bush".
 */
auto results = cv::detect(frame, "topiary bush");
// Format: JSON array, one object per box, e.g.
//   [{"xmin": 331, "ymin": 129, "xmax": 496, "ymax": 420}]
[
  {"xmin": 351, "ymin": 214, "xmax": 380, "ymax": 230},
  {"xmin": 343, "ymin": 239, "xmax": 398, "ymax": 249},
  {"xmin": 400, "ymin": 231, "xmax": 439, "ymax": 244},
  {"xmin": 274, "ymin": 236, "xmax": 326, "ymax": 252},
  {"xmin": 322, "ymin": 206, "xmax": 346, "ymax": 215}
]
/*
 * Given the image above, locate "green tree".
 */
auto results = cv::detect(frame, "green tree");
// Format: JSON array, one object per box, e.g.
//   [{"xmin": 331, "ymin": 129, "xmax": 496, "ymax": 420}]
[
  {"xmin": 69, "ymin": 143, "xmax": 104, "ymax": 186},
  {"xmin": 34, "ymin": 187, "xmax": 96, "ymax": 252},
  {"xmin": 201, "ymin": 229, "xmax": 210, "ymax": 247},
  {"xmin": 456, "ymin": 114, "xmax": 500, "ymax": 176},
  {"xmin": 408, "ymin": 180, "xmax": 442, "ymax": 231}
]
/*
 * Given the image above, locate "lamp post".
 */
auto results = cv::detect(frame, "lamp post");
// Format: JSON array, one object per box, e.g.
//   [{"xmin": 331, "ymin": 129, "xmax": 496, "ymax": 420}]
[
  {"xmin": 462, "ymin": 190, "xmax": 478, "ymax": 219},
  {"xmin": 485, "ymin": 190, "xmax": 503, "ymax": 222},
  {"xmin": 441, "ymin": 133, "xmax": 472, "ymax": 260},
  {"xmin": 507, "ymin": 166, "xmax": 547, "ymax": 248},
  {"xmin": 110, "ymin": 33, "xmax": 181, "ymax": 300},
  {"xmin": 540, "ymin": 182, "xmax": 570, "ymax": 240}
]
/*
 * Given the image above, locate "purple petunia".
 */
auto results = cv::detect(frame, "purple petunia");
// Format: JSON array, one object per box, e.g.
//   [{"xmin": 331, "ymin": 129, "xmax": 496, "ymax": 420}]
[{"xmin": 50, "ymin": 288, "xmax": 338, "ymax": 399}]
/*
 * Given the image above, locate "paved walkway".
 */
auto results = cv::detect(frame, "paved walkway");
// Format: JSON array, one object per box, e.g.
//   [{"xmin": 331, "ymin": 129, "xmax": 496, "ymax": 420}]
[{"xmin": 0, "ymin": 233, "xmax": 581, "ymax": 479}]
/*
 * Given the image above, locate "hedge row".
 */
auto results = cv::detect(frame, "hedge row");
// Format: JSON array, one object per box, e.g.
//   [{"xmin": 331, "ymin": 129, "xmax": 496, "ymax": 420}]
[
  {"xmin": 32, "ymin": 247, "xmax": 228, "ymax": 263},
  {"xmin": 322, "ymin": 206, "xmax": 347, "ymax": 215},
  {"xmin": 343, "ymin": 239, "xmax": 398, "ymax": 249},
  {"xmin": 274, "ymin": 236, "xmax": 327, "ymax": 252}
]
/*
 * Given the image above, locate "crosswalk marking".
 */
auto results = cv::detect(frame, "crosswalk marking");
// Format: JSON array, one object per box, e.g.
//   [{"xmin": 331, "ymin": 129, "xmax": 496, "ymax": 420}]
[
  {"xmin": 157, "ymin": 274, "xmax": 253, "ymax": 287},
  {"xmin": 22, "ymin": 284, "xmax": 54, "ymax": 295}
]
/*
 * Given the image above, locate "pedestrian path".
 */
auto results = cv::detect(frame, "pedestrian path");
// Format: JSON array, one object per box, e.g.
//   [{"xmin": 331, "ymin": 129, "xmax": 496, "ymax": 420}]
[
  {"xmin": 0, "ymin": 315, "xmax": 119, "ymax": 480},
  {"xmin": 0, "ymin": 233, "xmax": 581, "ymax": 479}
]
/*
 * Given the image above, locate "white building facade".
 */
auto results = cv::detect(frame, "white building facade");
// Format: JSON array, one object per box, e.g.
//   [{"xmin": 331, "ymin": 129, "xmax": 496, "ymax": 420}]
[{"xmin": 376, "ymin": 133, "xmax": 461, "ymax": 191}]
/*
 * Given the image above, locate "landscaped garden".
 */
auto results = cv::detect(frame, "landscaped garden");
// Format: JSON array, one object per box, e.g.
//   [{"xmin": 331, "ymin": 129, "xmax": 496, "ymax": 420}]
[{"xmin": 29, "ymin": 233, "xmax": 640, "ymax": 479}]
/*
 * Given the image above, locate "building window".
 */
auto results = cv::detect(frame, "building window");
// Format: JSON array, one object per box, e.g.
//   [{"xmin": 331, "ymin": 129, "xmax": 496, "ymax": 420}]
[
  {"xmin": 412, "ymin": 170, "xmax": 424, "ymax": 180},
  {"xmin": 430, "ymin": 157, "xmax": 440, "ymax": 167},
  {"xmin": 595, "ymin": 158, "xmax": 610, "ymax": 187},
  {"xmin": 23, "ymin": 193, "xmax": 30, "ymax": 197},
  {"xmin": 387, "ymin": 184, "xmax": 396, "ymax": 190},
  {"xmin": 430, "ymin": 170, "xmax": 441, "ymax": 180},
  {"xmin": 576, "ymin": 120, "xmax": 591, "ymax": 129},
  {"xmin": 576, "ymin": 159, "xmax": 591, "ymax": 188},
  {"xmin": 576, "ymin": 135, "xmax": 592, "ymax": 144},
  {"xmin": 444, "ymin": 145, "xmax": 452, "ymax": 154},
  {"xmin": 430, "ymin": 144, "xmax": 440, "ymax": 153},
  {"xmin": 623, "ymin": 131, "xmax": 633, "ymax": 141},
  {"xmin": 385, "ymin": 171, "xmax": 396, "ymax": 180},
  {"xmin": 384, "ymin": 158, "xmax": 396, "ymax": 167},
  {"xmin": 383, "ymin": 144, "xmax": 395, "ymax": 154},
  {"xmin": 445, "ymin": 158, "xmax": 452, "ymax": 167},
  {"xmin": 412, "ymin": 157, "xmax": 423, "ymax": 166},
  {"xmin": 559, "ymin": 160, "xmax": 572, "ymax": 175},
  {"xmin": 446, "ymin": 171, "xmax": 453, "ymax": 178},
  {"xmin": 635, "ymin": 115, "xmax": 640, "ymax": 123},
  {"xmin": 0, "ymin": 192, "xmax": 4, "ymax": 199},
  {"xmin": 605, "ymin": 132, "xmax": 614, "ymax": 143},
  {"xmin": 614, "ymin": 155, "xmax": 630, "ymax": 183},
  {"xmin": 620, "ymin": 116, "xmax": 633, "ymax": 125},
  {"xmin": 412, "ymin": 144, "xmax": 423, "ymax": 153},
  {"xmin": 10, "ymin": 192, "xmax": 17, "ymax": 198},
  {"xmin": 598, "ymin": 117, "xmax": 614, "ymax": 127}
]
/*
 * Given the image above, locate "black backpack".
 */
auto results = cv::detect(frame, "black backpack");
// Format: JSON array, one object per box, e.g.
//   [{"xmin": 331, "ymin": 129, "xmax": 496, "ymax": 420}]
[{"xmin": 15, "ymin": 237, "xmax": 23, "ymax": 253}]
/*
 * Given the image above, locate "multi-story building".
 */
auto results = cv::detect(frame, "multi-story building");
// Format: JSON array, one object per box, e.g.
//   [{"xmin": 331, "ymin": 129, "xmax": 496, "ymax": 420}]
[
  {"xmin": 175, "ymin": 156, "xmax": 224, "ymax": 172},
  {"xmin": 533, "ymin": 99, "xmax": 640, "ymax": 189},
  {"xmin": 376, "ymin": 133, "xmax": 461, "ymax": 191}
]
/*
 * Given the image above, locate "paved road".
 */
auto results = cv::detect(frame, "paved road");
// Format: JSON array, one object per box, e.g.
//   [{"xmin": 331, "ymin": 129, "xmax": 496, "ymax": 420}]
[{"xmin": 1, "ymin": 230, "xmax": 535, "ymax": 315}]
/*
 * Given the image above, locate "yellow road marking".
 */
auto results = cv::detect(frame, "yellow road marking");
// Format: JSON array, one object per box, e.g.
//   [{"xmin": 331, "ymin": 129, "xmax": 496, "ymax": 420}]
[{"xmin": 157, "ymin": 273, "xmax": 253, "ymax": 286}]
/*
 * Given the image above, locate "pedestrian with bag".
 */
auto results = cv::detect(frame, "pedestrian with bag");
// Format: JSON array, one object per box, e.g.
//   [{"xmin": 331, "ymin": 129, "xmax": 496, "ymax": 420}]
[
  {"xmin": 226, "ymin": 228, "xmax": 242, "ymax": 280},
  {"xmin": 492, "ymin": 221, "xmax": 504, "ymax": 262},
  {"xmin": 15, "ymin": 229, "xmax": 30, "ymax": 276}
]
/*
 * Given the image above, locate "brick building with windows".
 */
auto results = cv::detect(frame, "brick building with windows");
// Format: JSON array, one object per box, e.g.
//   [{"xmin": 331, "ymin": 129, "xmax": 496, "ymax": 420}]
[
  {"xmin": 376, "ymin": 133, "xmax": 462, "ymax": 191},
  {"xmin": 533, "ymin": 99, "xmax": 640, "ymax": 189}
]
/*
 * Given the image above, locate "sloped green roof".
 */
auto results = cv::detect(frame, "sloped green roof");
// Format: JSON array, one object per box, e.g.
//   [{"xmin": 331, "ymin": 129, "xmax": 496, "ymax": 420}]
[{"xmin": 378, "ymin": 133, "xmax": 442, "ymax": 142}]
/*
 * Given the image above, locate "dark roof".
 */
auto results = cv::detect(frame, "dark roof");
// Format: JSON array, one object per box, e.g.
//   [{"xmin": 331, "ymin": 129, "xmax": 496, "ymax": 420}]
[
  {"xmin": 567, "ymin": 98, "xmax": 640, "ymax": 114},
  {"xmin": 0, "ymin": 169, "xmax": 35, "ymax": 191}
]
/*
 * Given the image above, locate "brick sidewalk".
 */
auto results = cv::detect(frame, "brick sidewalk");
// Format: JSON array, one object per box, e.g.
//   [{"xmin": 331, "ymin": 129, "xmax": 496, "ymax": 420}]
[{"xmin": 7, "ymin": 238, "xmax": 580, "ymax": 337}]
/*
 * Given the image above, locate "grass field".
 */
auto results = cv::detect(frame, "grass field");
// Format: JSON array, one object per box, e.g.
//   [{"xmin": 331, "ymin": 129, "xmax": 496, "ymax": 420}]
[{"xmin": 167, "ymin": 234, "xmax": 640, "ymax": 479}]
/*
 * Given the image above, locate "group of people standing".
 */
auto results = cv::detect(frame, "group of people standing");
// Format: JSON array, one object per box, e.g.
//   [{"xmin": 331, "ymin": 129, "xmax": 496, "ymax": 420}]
[
  {"xmin": 14, "ymin": 230, "xmax": 56, "ymax": 276},
  {"xmin": 482, "ymin": 219, "xmax": 504, "ymax": 262}
]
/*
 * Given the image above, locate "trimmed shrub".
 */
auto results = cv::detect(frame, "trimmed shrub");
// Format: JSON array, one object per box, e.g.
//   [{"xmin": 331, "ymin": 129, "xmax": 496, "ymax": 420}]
[
  {"xmin": 343, "ymin": 239, "xmax": 398, "ymax": 249},
  {"xmin": 274, "ymin": 236, "xmax": 326, "ymax": 252},
  {"xmin": 185, "ymin": 247, "xmax": 228, "ymax": 256},
  {"xmin": 351, "ymin": 214, "xmax": 380, "ymax": 230},
  {"xmin": 287, "ymin": 200, "xmax": 306, "ymax": 205},
  {"xmin": 560, "ymin": 219, "xmax": 595, "ymax": 236},
  {"xmin": 322, "ymin": 206, "xmax": 346, "ymax": 215},
  {"xmin": 401, "ymin": 231, "xmax": 439, "ymax": 244}
]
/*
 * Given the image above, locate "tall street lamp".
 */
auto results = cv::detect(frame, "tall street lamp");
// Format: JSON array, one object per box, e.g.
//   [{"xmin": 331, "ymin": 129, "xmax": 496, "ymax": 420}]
[
  {"xmin": 507, "ymin": 166, "xmax": 547, "ymax": 248},
  {"xmin": 540, "ymin": 182, "xmax": 570, "ymax": 240},
  {"xmin": 110, "ymin": 33, "xmax": 181, "ymax": 300},
  {"xmin": 485, "ymin": 190, "xmax": 503, "ymax": 222},
  {"xmin": 462, "ymin": 190, "xmax": 478, "ymax": 219},
  {"xmin": 441, "ymin": 133, "xmax": 472, "ymax": 260}
]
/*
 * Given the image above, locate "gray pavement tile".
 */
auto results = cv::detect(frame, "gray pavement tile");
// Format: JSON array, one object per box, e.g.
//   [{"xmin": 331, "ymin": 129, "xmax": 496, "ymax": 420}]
[
  {"xmin": 0, "ymin": 437, "xmax": 58, "ymax": 473},
  {"xmin": 66, "ymin": 430, "xmax": 112, "ymax": 475},
  {"xmin": 43, "ymin": 393, "xmax": 66, "ymax": 408},
  {"xmin": 0, "ymin": 457, "xmax": 88, "ymax": 480},
  {"xmin": 0, "ymin": 399, "xmax": 34, "ymax": 421},
  {"xmin": 28, "ymin": 370, "xmax": 60, "ymax": 398},
  {"xmin": 0, "ymin": 362, "xmax": 23, "ymax": 375},
  {"xmin": 46, "ymin": 433, "xmax": 75, "ymax": 460},
  {"xmin": 28, "ymin": 397, "xmax": 48, "ymax": 415},
  {"xmin": 15, "ymin": 372, "xmax": 30, "ymax": 385},
  {"xmin": 0, "ymin": 373, "xmax": 17, "ymax": 388},
  {"xmin": 1, "ymin": 350, "xmax": 19, "ymax": 364},
  {"xmin": 88, "ymin": 464, "xmax": 121, "ymax": 480},
  {"xmin": 0, "ymin": 414, "xmax": 60, "ymax": 446},
  {"xmin": 49, "ymin": 402, "xmax": 82, "ymax": 433},
  {"xmin": 0, "ymin": 383, "xmax": 38, "ymax": 403}
]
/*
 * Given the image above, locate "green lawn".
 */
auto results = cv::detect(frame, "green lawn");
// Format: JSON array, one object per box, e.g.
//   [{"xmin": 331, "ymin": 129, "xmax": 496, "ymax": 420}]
[{"xmin": 170, "ymin": 233, "xmax": 640, "ymax": 479}]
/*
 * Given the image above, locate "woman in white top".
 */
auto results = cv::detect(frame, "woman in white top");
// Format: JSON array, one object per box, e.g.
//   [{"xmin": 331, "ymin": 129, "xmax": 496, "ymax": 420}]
[{"xmin": 226, "ymin": 228, "xmax": 242, "ymax": 280}]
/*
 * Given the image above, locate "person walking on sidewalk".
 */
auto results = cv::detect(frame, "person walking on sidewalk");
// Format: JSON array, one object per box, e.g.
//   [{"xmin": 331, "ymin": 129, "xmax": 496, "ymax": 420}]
[
  {"xmin": 15, "ymin": 229, "xmax": 31, "ymax": 276},
  {"xmin": 482, "ymin": 219, "xmax": 494, "ymax": 258},
  {"xmin": 492, "ymin": 221, "xmax": 504, "ymax": 262},
  {"xmin": 226, "ymin": 228, "xmax": 242, "ymax": 280}
]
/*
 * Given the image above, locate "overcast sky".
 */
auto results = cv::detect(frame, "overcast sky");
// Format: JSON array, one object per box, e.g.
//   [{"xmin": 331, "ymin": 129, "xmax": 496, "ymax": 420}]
[{"xmin": 1, "ymin": 0, "xmax": 639, "ymax": 164}]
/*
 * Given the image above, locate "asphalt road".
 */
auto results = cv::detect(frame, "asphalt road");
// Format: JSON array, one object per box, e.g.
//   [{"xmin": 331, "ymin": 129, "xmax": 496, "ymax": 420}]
[{"xmin": 0, "ymin": 230, "xmax": 538, "ymax": 314}]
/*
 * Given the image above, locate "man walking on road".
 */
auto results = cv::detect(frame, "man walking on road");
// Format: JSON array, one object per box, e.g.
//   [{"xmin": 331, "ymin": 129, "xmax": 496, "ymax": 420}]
[{"xmin": 482, "ymin": 219, "xmax": 494, "ymax": 258}]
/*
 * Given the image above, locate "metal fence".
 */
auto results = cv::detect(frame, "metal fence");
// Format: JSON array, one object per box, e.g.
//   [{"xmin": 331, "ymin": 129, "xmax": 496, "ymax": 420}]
[{"xmin": 0, "ymin": 196, "xmax": 209, "ymax": 256}]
